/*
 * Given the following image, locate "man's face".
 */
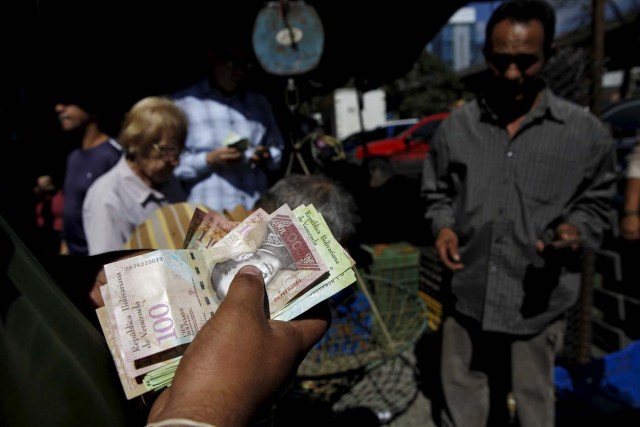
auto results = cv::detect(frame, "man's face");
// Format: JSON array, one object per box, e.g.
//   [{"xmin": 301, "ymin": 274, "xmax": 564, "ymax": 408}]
[
  {"xmin": 211, "ymin": 249, "xmax": 283, "ymax": 301},
  {"xmin": 209, "ymin": 47, "xmax": 252, "ymax": 95},
  {"xmin": 485, "ymin": 19, "xmax": 546, "ymax": 106},
  {"xmin": 54, "ymin": 103, "xmax": 91, "ymax": 132}
]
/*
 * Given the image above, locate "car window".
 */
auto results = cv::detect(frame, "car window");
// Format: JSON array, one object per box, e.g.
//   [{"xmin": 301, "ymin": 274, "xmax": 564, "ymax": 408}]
[
  {"xmin": 411, "ymin": 120, "xmax": 444, "ymax": 141},
  {"xmin": 386, "ymin": 123, "xmax": 414, "ymax": 138}
]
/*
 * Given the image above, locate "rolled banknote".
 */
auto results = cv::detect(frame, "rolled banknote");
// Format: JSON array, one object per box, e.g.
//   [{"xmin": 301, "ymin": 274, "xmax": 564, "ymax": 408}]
[{"xmin": 101, "ymin": 204, "xmax": 328, "ymax": 380}]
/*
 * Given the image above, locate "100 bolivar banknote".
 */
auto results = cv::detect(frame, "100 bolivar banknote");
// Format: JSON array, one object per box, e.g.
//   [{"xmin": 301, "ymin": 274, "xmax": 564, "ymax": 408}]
[{"xmin": 101, "ymin": 204, "xmax": 329, "ymax": 381}]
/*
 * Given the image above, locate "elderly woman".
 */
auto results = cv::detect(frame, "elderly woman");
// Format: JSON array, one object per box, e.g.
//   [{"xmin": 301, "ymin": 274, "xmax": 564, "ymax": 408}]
[{"xmin": 83, "ymin": 96, "xmax": 188, "ymax": 255}]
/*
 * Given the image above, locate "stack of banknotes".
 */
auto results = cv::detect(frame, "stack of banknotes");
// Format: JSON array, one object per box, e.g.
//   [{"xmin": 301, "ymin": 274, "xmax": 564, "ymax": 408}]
[{"xmin": 96, "ymin": 204, "xmax": 357, "ymax": 399}]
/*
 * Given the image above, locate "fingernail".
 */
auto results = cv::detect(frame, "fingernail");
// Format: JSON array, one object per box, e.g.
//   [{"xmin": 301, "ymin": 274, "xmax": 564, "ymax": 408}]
[{"xmin": 239, "ymin": 265, "xmax": 262, "ymax": 276}]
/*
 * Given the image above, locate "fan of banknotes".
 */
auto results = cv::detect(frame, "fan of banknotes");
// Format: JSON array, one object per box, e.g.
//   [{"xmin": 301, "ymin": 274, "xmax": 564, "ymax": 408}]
[{"xmin": 96, "ymin": 204, "xmax": 357, "ymax": 399}]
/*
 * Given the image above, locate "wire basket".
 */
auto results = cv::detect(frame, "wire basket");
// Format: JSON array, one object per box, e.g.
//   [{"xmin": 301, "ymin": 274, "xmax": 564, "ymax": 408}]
[{"xmin": 297, "ymin": 270, "xmax": 428, "ymax": 380}]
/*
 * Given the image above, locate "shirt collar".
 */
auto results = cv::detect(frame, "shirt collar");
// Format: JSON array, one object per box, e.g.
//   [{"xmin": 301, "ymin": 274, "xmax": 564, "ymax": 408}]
[
  {"xmin": 535, "ymin": 88, "xmax": 567, "ymax": 124},
  {"xmin": 116, "ymin": 157, "xmax": 167, "ymax": 206},
  {"xmin": 479, "ymin": 86, "xmax": 566, "ymax": 125}
]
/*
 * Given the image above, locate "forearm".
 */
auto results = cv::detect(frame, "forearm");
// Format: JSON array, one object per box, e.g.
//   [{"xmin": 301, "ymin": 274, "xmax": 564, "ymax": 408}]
[
  {"xmin": 174, "ymin": 151, "xmax": 213, "ymax": 181},
  {"xmin": 148, "ymin": 386, "xmax": 248, "ymax": 427},
  {"xmin": 620, "ymin": 178, "xmax": 640, "ymax": 240},
  {"xmin": 564, "ymin": 138, "xmax": 617, "ymax": 247},
  {"xmin": 623, "ymin": 178, "xmax": 640, "ymax": 212}
]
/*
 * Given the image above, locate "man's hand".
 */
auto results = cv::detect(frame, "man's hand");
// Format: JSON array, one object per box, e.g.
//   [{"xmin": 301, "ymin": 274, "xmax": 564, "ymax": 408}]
[
  {"xmin": 34, "ymin": 174, "xmax": 55, "ymax": 196},
  {"xmin": 250, "ymin": 145, "xmax": 271, "ymax": 167},
  {"xmin": 147, "ymin": 265, "xmax": 331, "ymax": 427},
  {"xmin": 435, "ymin": 227, "xmax": 464, "ymax": 271},
  {"xmin": 535, "ymin": 223, "xmax": 582, "ymax": 253},
  {"xmin": 206, "ymin": 146, "xmax": 243, "ymax": 166},
  {"xmin": 621, "ymin": 214, "xmax": 640, "ymax": 240}
]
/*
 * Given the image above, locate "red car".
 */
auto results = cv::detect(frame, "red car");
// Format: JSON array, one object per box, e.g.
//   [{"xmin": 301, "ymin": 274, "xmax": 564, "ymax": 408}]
[{"xmin": 353, "ymin": 112, "xmax": 450, "ymax": 178}]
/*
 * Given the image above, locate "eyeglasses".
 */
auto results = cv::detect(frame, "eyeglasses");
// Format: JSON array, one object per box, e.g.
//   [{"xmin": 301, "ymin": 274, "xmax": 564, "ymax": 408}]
[
  {"xmin": 152, "ymin": 143, "xmax": 181, "ymax": 160},
  {"xmin": 488, "ymin": 53, "xmax": 540, "ymax": 73}
]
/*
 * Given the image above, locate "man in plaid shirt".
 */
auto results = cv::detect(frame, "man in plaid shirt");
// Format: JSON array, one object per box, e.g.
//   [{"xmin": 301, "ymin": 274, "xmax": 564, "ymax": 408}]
[{"xmin": 173, "ymin": 43, "xmax": 284, "ymax": 212}]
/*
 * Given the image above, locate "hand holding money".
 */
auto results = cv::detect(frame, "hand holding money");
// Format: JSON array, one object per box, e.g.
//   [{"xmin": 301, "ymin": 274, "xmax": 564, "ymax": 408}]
[
  {"xmin": 147, "ymin": 265, "xmax": 330, "ymax": 427},
  {"xmin": 96, "ymin": 203, "xmax": 355, "ymax": 398}
]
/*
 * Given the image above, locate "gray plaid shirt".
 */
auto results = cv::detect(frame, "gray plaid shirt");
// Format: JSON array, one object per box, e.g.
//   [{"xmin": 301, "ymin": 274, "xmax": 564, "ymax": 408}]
[{"xmin": 422, "ymin": 88, "xmax": 617, "ymax": 334}]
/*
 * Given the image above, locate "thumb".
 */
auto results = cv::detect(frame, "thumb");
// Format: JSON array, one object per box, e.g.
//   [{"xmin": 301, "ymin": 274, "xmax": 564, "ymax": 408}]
[{"xmin": 216, "ymin": 265, "xmax": 269, "ymax": 321}]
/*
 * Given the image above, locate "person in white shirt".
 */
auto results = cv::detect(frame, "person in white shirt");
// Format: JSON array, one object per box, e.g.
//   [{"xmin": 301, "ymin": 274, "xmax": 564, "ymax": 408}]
[{"xmin": 83, "ymin": 97, "xmax": 188, "ymax": 255}]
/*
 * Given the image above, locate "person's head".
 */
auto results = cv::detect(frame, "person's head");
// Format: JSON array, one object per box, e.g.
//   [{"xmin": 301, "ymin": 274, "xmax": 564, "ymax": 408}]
[
  {"xmin": 210, "ymin": 248, "xmax": 283, "ymax": 301},
  {"xmin": 119, "ymin": 96, "xmax": 188, "ymax": 187},
  {"xmin": 257, "ymin": 174, "xmax": 360, "ymax": 244},
  {"xmin": 53, "ymin": 78, "xmax": 111, "ymax": 135},
  {"xmin": 54, "ymin": 103, "xmax": 94, "ymax": 133},
  {"xmin": 207, "ymin": 44, "xmax": 254, "ymax": 95},
  {"xmin": 483, "ymin": 0, "xmax": 555, "ymax": 110}
]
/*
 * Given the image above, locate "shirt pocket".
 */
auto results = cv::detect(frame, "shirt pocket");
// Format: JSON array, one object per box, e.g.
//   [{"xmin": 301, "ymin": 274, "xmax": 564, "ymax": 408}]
[{"xmin": 516, "ymin": 152, "xmax": 576, "ymax": 204}]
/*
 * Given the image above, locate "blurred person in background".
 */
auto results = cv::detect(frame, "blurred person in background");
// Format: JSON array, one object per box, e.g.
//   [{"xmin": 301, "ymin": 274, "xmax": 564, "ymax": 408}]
[
  {"xmin": 33, "ymin": 174, "xmax": 65, "ymax": 256},
  {"xmin": 422, "ymin": 1, "xmax": 617, "ymax": 425},
  {"xmin": 55, "ymin": 85, "xmax": 122, "ymax": 255},
  {"xmin": 620, "ymin": 131, "xmax": 640, "ymax": 240},
  {"xmin": 256, "ymin": 173, "xmax": 360, "ymax": 246},
  {"xmin": 172, "ymin": 42, "xmax": 285, "ymax": 212},
  {"xmin": 82, "ymin": 96, "xmax": 187, "ymax": 255}
]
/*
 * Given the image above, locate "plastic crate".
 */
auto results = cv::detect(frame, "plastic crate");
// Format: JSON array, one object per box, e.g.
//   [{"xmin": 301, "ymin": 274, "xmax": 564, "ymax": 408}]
[{"xmin": 361, "ymin": 243, "xmax": 420, "ymax": 292}]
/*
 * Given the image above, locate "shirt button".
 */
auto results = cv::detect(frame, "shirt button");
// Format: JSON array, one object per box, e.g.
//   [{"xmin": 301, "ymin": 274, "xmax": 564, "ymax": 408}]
[
  {"xmin": 489, "ymin": 264, "xmax": 497, "ymax": 273},
  {"xmin": 506, "ymin": 151, "xmax": 514, "ymax": 158}
]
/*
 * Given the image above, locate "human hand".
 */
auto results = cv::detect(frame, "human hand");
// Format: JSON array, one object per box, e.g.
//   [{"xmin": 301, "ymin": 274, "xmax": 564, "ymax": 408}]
[
  {"xmin": 206, "ymin": 146, "xmax": 243, "ymax": 166},
  {"xmin": 535, "ymin": 223, "xmax": 582, "ymax": 253},
  {"xmin": 250, "ymin": 145, "xmax": 271, "ymax": 167},
  {"xmin": 147, "ymin": 265, "xmax": 331, "ymax": 427},
  {"xmin": 34, "ymin": 174, "xmax": 55, "ymax": 197},
  {"xmin": 621, "ymin": 214, "xmax": 640, "ymax": 240},
  {"xmin": 435, "ymin": 227, "xmax": 464, "ymax": 271}
]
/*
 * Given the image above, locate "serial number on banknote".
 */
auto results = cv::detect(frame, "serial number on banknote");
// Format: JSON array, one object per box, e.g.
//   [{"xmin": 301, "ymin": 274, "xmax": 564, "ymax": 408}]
[{"xmin": 124, "ymin": 256, "xmax": 164, "ymax": 272}]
